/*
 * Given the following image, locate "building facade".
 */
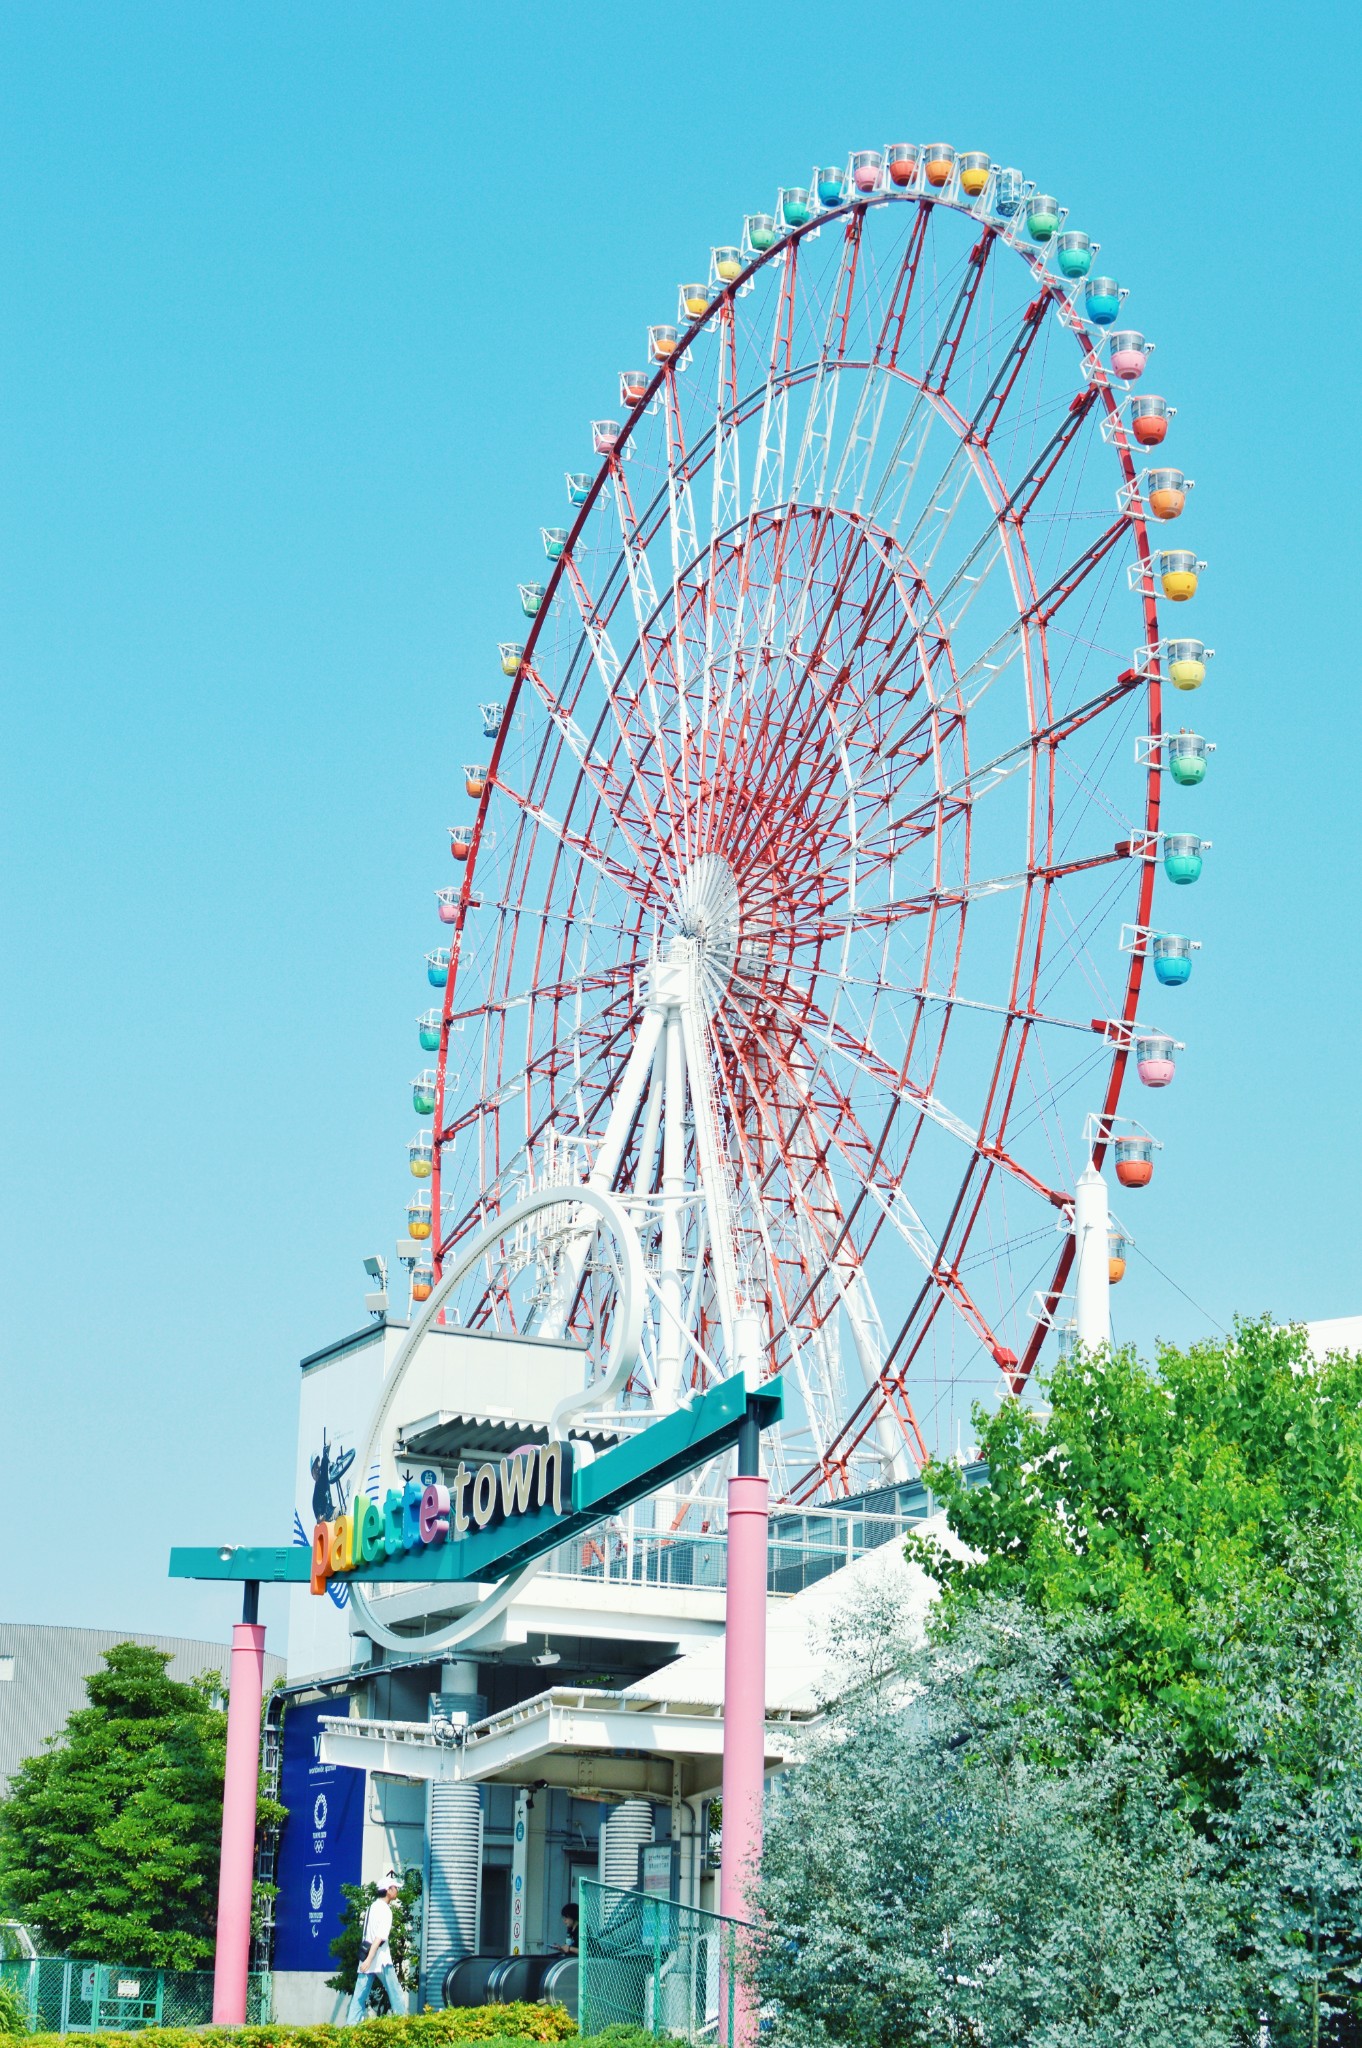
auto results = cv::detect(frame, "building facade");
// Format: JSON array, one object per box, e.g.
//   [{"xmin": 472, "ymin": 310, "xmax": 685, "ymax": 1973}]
[{"xmin": 270, "ymin": 1311, "xmax": 948, "ymax": 2023}]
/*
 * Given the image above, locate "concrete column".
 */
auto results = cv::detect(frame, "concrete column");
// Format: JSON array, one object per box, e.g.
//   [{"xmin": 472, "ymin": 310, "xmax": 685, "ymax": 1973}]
[
  {"xmin": 720, "ymin": 1471, "xmax": 768, "ymax": 2046},
  {"xmin": 211, "ymin": 1620, "xmax": 266, "ymax": 2024}
]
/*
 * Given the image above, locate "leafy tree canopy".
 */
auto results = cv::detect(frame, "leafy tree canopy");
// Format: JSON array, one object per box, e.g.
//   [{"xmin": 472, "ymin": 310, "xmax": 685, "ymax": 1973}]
[
  {"xmin": 756, "ymin": 1584, "xmax": 1362, "ymax": 2048},
  {"xmin": 0, "ymin": 1642, "xmax": 276, "ymax": 1969},
  {"xmin": 756, "ymin": 1597, "xmax": 1241, "ymax": 2048},
  {"xmin": 910, "ymin": 1318, "xmax": 1362, "ymax": 1792}
]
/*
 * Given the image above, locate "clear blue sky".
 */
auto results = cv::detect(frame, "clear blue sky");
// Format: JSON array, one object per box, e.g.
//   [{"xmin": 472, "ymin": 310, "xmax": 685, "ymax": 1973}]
[{"xmin": 3, "ymin": 0, "xmax": 1359, "ymax": 1646}]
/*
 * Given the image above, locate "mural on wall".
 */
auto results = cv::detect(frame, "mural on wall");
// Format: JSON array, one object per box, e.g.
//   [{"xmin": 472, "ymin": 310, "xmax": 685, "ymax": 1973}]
[
  {"xmin": 290, "ymin": 1338, "xmax": 386, "ymax": 1682},
  {"xmin": 294, "ymin": 1430, "xmax": 358, "ymax": 1608}
]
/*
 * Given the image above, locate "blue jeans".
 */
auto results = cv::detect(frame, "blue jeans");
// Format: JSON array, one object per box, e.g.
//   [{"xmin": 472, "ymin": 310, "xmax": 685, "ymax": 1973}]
[{"xmin": 346, "ymin": 1963, "xmax": 405, "ymax": 2023}]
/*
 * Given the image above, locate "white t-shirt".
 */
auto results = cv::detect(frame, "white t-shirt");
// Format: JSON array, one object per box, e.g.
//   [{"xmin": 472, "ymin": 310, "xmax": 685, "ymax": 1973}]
[{"xmin": 361, "ymin": 1897, "xmax": 394, "ymax": 1969}]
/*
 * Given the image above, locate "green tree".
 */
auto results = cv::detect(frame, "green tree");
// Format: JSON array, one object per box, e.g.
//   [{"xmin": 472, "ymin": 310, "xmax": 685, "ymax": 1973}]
[
  {"xmin": 0, "ymin": 1642, "xmax": 281, "ymax": 1968},
  {"xmin": 755, "ymin": 1596, "xmax": 1241, "ymax": 2048},
  {"xmin": 909, "ymin": 1319, "xmax": 1362, "ymax": 1797},
  {"xmin": 899, "ymin": 1322, "xmax": 1362, "ymax": 2039},
  {"xmin": 327, "ymin": 1869, "xmax": 423, "ymax": 2007},
  {"xmin": 1205, "ymin": 1560, "xmax": 1362, "ymax": 2046}
]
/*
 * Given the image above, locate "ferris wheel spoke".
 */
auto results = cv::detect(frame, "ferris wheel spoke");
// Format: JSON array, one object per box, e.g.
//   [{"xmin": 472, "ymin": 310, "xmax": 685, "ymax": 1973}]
[
  {"xmin": 710, "ymin": 1009, "xmax": 905, "ymax": 1471},
  {"xmin": 829, "ymin": 204, "xmax": 933, "ymax": 515},
  {"xmin": 806, "ymin": 1196, "xmax": 1032, "ymax": 1490},
  {"xmin": 948, "ymin": 515, "xmax": 1131, "ymax": 712},
  {"xmin": 559, "ymin": 552, "xmax": 625, "ymax": 694},
  {"xmin": 885, "ymin": 670, "xmax": 1141, "ymax": 838},
  {"xmin": 966, "ymin": 289, "xmax": 1052, "ymax": 446},
  {"xmin": 904, "ymin": 428, "xmax": 1040, "ymax": 666},
  {"xmin": 877, "ymin": 201, "xmax": 933, "ymax": 369},
  {"xmin": 923, "ymin": 223, "xmax": 1000, "ymax": 397},
  {"xmin": 698, "ymin": 311, "xmax": 744, "ymax": 779},
  {"xmin": 965, "ymin": 389, "xmax": 1105, "ymax": 568},
  {"xmin": 448, "ymin": 988, "xmax": 644, "ymax": 1189},
  {"xmin": 821, "ymin": 838, "xmax": 1134, "ymax": 930},
  {"xmin": 717, "ymin": 987, "xmax": 1018, "ymax": 1424},
  {"xmin": 708, "ymin": 302, "xmax": 743, "ymax": 548},
  {"xmin": 786, "ymin": 1343, "xmax": 936, "ymax": 1499},
  {"xmin": 493, "ymin": 782, "xmax": 657, "ymax": 910},
  {"xmin": 883, "ymin": 1148, "xmax": 1043, "ymax": 1390},
  {"xmin": 656, "ymin": 380, "xmax": 705, "ymax": 845},
  {"xmin": 609, "ymin": 458, "xmax": 697, "ymax": 846},
  {"xmin": 747, "ymin": 236, "xmax": 800, "ymax": 515},
  {"xmin": 837, "ymin": 219, "xmax": 991, "ymax": 534},
  {"xmin": 863, "ymin": 390, "xmax": 942, "ymax": 542},
  {"xmin": 554, "ymin": 559, "xmax": 689, "ymax": 865},
  {"xmin": 609, "ymin": 463, "xmax": 661, "ymax": 633},
  {"xmin": 865, "ymin": 373, "xmax": 1099, "ymax": 656},
  {"xmin": 555, "ymin": 556, "xmax": 656, "ymax": 801},
  {"xmin": 661, "ymin": 365, "xmax": 700, "ymax": 586},
  {"xmin": 1005, "ymin": 384, "xmax": 1106, "ymax": 524},
  {"xmin": 764, "ymin": 980, "xmax": 1069, "ymax": 1212},
  {"xmin": 914, "ymin": 440, "xmax": 1098, "ymax": 648},
  {"xmin": 915, "ymin": 987, "xmax": 1098, "ymax": 1036},
  {"xmin": 515, "ymin": 665, "xmax": 661, "ymax": 854},
  {"xmin": 790, "ymin": 212, "xmax": 866, "ymax": 508}
]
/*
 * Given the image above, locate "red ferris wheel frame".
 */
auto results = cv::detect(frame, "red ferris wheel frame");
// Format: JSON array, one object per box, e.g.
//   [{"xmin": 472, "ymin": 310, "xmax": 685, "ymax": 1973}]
[{"xmin": 424, "ymin": 169, "xmax": 1169, "ymax": 1501}]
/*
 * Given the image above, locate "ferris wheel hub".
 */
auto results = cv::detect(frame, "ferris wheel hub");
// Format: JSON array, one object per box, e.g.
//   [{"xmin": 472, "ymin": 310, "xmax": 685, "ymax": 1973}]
[{"xmin": 665, "ymin": 854, "xmax": 742, "ymax": 1014}]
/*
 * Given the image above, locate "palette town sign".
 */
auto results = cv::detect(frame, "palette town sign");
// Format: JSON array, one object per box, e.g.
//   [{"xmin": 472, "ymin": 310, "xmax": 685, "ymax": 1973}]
[{"xmin": 308, "ymin": 1442, "xmax": 570, "ymax": 1595}]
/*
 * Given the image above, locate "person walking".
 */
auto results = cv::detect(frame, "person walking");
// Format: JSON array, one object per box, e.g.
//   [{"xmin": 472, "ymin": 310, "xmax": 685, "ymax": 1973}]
[{"xmin": 346, "ymin": 1874, "xmax": 406, "ymax": 2023}]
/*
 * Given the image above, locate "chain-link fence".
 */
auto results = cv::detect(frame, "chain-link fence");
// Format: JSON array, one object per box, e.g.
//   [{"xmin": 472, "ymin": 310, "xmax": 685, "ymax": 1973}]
[
  {"xmin": 579, "ymin": 1879, "xmax": 746, "ymax": 2044},
  {"xmin": 0, "ymin": 1956, "xmax": 273, "ymax": 2032}
]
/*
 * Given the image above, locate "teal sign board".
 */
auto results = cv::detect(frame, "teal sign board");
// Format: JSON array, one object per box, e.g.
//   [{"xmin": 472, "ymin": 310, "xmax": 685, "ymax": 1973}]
[{"xmin": 170, "ymin": 1370, "xmax": 781, "ymax": 1590}]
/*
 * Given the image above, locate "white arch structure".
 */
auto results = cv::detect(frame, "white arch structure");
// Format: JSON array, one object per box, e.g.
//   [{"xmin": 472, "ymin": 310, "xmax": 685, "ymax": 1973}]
[{"xmin": 349, "ymin": 1182, "xmax": 646, "ymax": 1656}]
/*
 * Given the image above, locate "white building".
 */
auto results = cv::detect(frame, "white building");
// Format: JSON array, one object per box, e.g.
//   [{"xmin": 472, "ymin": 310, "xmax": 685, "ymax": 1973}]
[
  {"xmin": 271, "ymin": 1310, "xmax": 948, "ymax": 2023},
  {"xmin": 1305, "ymin": 1315, "xmax": 1362, "ymax": 1360}
]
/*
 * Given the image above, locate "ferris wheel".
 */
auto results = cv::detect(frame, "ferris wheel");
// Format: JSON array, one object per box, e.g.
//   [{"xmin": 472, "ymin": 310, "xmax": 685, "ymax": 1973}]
[{"xmin": 402, "ymin": 141, "xmax": 1213, "ymax": 1506}]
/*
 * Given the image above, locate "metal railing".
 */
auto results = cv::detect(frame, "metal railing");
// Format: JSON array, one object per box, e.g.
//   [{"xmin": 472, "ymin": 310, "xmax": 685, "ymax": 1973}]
[
  {"xmin": 579, "ymin": 1879, "xmax": 747, "ymax": 2045},
  {"xmin": 541, "ymin": 1494, "xmax": 924, "ymax": 1596},
  {"xmin": 0, "ymin": 1956, "xmax": 272, "ymax": 2033}
]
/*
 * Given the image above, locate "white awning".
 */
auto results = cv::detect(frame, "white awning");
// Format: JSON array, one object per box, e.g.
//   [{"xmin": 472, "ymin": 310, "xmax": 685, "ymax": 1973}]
[{"xmin": 319, "ymin": 1686, "xmax": 813, "ymax": 1801}]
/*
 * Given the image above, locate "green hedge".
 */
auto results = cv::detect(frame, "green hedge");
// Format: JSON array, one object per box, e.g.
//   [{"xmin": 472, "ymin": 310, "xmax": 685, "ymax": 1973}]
[{"xmin": 19, "ymin": 2011, "xmax": 667, "ymax": 2048}]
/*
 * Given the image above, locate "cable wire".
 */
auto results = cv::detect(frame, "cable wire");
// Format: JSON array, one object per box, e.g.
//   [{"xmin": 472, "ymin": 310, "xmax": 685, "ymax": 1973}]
[{"xmin": 1128, "ymin": 1242, "xmax": 1228, "ymax": 1335}]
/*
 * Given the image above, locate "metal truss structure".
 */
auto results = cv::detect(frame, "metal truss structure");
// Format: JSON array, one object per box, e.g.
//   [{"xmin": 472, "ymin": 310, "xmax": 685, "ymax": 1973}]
[{"xmin": 419, "ymin": 148, "xmax": 1200, "ymax": 1504}]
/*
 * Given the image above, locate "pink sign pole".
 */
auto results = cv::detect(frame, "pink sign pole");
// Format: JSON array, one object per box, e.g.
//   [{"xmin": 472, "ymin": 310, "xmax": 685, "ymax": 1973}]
[
  {"xmin": 212, "ymin": 1594, "xmax": 266, "ymax": 2025},
  {"xmin": 719, "ymin": 1414, "xmax": 769, "ymax": 2048}
]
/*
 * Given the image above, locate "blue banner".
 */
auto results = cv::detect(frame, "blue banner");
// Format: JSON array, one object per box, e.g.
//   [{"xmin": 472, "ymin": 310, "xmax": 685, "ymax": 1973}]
[{"xmin": 273, "ymin": 1700, "xmax": 366, "ymax": 1973}]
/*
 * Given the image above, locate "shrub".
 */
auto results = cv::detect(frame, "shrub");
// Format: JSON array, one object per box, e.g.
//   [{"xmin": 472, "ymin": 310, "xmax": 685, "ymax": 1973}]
[
  {"xmin": 0, "ymin": 1982, "xmax": 29, "ymax": 2037},
  {"xmin": 16, "ymin": 2002, "xmax": 606, "ymax": 2048}
]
